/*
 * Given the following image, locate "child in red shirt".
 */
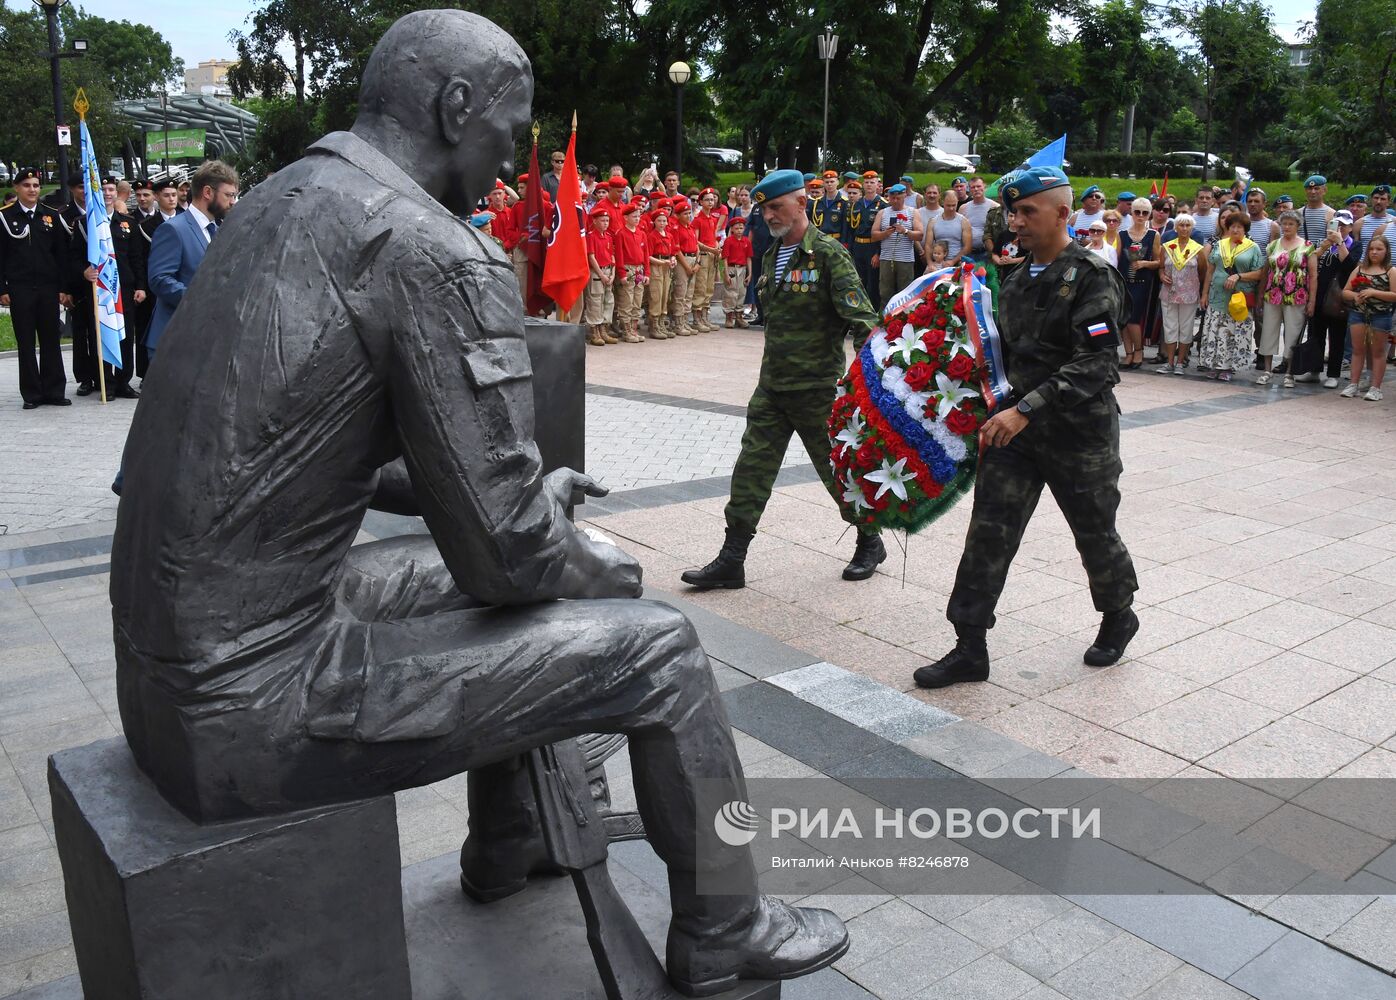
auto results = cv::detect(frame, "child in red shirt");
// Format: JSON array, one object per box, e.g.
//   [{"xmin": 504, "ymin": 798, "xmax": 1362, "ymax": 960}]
[
  {"xmin": 668, "ymin": 198, "xmax": 700, "ymax": 336},
  {"xmin": 646, "ymin": 210, "xmax": 677, "ymax": 339},
  {"xmin": 720, "ymin": 216, "xmax": 754, "ymax": 328},
  {"xmin": 612, "ymin": 201, "xmax": 649, "ymax": 343},
  {"xmin": 584, "ymin": 202, "xmax": 618, "ymax": 345}
]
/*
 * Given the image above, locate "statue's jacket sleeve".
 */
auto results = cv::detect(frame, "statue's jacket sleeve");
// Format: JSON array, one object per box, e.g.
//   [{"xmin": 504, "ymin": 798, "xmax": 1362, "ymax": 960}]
[{"xmin": 371, "ymin": 223, "xmax": 610, "ymax": 607}]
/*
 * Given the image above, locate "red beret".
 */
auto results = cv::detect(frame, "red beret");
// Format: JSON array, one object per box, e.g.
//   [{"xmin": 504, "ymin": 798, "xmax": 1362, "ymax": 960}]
[
  {"xmin": 822, "ymin": 170, "xmax": 838, "ymax": 179},
  {"xmin": 494, "ymin": 179, "xmax": 506, "ymax": 189},
  {"xmin": 607, "ymin": 177, "xmax": 628, "ymax": 189},
  {"xmin": 672, "ymin": 198, "xmax": 692, "ymax": 213},
  {"xmin": 648, "ymin": 208, "xmax": 668, "ymax": 222},
  {"xmin": 622, "ymin": 201, "xmax": 644, "ymax": 214},
  {"xmin": 727, "ymin": 215, "xmax": 746, "ymax": 228},
  {"xmin": 516, "ymin": 173, "xmax": 530, "ymax": 182},
  {"xmin": 699, "ymin": 187, "xmax": 717, "ymax": 197}
]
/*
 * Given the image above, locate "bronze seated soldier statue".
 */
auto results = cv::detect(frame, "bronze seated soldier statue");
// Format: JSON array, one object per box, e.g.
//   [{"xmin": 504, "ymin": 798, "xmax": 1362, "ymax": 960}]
[{"xmin": 109, "ymin": 10, "xmax": 847, "ymax": 997}]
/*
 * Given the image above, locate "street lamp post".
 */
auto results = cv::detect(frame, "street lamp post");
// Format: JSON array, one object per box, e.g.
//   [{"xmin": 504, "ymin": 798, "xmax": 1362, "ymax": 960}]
[
  {"xmin": 160, "ymin": 92, "xmax": 170, "ymax": 176},
  {"xmin": 32, "ymin": 0, "xmax": 86, "ymax": 206},
  {"xmin": 817, "ymin": 26, "xmax": 838, "ymax": 171},
  {"xmin": 668, "ymin": 61, "xmax": 690, "ymax": 180}
]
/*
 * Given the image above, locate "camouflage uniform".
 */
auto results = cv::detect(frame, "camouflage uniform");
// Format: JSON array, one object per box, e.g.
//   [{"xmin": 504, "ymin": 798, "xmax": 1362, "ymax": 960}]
[
  {"xmin": 946, "ymin": 240, "xmax": 1138, "ymax": 629},
  {"xmin": 725, "ymin": 224, "xmax": 879, "ymax": 536}
]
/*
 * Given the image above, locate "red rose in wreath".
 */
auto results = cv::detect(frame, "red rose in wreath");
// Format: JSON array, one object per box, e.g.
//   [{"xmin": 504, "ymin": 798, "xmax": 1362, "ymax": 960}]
[
  {"xmin": 946, "ymin": 354, "xmax": 974, "ymax": 381},
  {"xmin": 885, "ymin": 316, "xmax": 907, "ymax": 339},
  {"xmin": 904, "ymin": 362, "xmax": 935, "ymax": 391},
  {"xmin": 945, "ymin": 406, "xmax": 978, "ymax": 436},
  {"xmin": 910, "ymin": 303, "xmax": 936, "ymax": 327},
  {"xmin": 934, "ymin": 314, "xmax": 949, "ymax": 329},
  {"xmin": 855, "ymin": 441, "xmax": 879, "ymax": 468},
  {"xmin": 922, "ymin": 326, "xmax": 947, "ymax": 350}
]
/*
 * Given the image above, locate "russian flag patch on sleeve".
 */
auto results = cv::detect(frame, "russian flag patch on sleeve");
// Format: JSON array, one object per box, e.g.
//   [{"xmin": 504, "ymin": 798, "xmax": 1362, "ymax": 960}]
[{"xmin": 1087, "ymin": 321, "xmax": 1111, "ymax": 338}]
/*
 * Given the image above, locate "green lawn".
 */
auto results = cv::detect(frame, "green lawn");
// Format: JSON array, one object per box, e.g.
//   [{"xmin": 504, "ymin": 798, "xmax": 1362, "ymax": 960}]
[
  {"xmin": 0, "ymin": 313, "xmax": 14, "ymax": 352},
  {"xmin": 709, "ymin": 170, "xmax": 1380, "ymax": 208}
]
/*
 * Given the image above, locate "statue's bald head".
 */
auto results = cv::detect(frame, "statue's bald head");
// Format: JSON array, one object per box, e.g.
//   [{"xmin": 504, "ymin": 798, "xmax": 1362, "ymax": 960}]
[
  {"xmin": 358, "ymin": 10, "xmax": 528, "ymax": 124},
  {"xmin": 354, "ymin": 10, "xmax": 533, "ymax": 210}
]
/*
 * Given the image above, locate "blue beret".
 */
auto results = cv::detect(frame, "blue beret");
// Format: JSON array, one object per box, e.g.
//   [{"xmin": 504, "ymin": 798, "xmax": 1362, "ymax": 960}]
[
  {"xmin": 1347, "ymin": 193, "xmax": 1367, "ymax": 204},
  {"xmin": 1116, "ymin": 191, "xmax": 1137, "ymax": 201},
  {"xmin": 952, "ymin": 176, "xmax": 968, "ymax": 185},
  {"xmin": 1374, "ymin": 184, "xmax": 1392, "ymax": 196},
  {"xmin": 841, "ymin": 171, "xmax": 859, "ymax": 181},
  {"xmin": 1274, "ymin": 195, "xmax": 1293, "ymax": 205},
  {"xmin": 887, "ymin": 183, "xmax": 907, "ymax": 194},
  {"xmin": 900, "ymin": 175, "xmax": 914, "ymax": 183},
  {"xmin": 1000, "ymin": 167, "xmax": 1071, "ymax": 210},
  {"xmin": 1081, "ymin": 185, "xmax": 1101, "ymax": 199},
  {"xmin": 469, "ymin": 212, "xmax": 493, "ymax": 228},
  {"xmin": 802, "ymin": 173, "xmax": 816, "ymax": 182},
  {"xmin": 1304, "ymin": 174, "xmax": 1327, "ymax": 187},
  {"xmin": 751, "ymin": 169, "xmax": 806, "ymax": 206}
]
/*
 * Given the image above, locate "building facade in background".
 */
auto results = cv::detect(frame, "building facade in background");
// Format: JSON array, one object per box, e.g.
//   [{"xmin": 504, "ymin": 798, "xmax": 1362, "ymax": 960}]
[{"xmin": 184, "ymin": 60, "xmax": 236, "ymax": 97}]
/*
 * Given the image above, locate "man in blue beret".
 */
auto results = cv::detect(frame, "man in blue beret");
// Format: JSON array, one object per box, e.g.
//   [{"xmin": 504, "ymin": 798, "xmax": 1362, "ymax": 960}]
[
  {"xmin": 1299, "ymin": 175, "xmax": 1334, "ymax": 246},
  {"xmin": 1114, "ymin": 191, "xmax": 1136, "ymax": 216},
  {"xmin": 916, "ymin": 166, "xmax": 1140, "ymax": 689},
  {"xmin": 1068, "ymin": 185, "xmax": 1105, "ymax": 238},
  {"xmin": 682, "ymin": 168, "xmax": 885, "ymax": 588}
]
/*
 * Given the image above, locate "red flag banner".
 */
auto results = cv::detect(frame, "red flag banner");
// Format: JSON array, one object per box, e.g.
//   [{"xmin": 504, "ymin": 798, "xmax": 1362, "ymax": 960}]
[
  {"xmin": 523, "ymin": 137, "xmax": 550, "ymax": 315},
  {"xmin": 1148, "ymin": 179, "xmax": 1159, "ymax": 198},
  {"xmin": 1160, "ymin": 170, "xmax": 1169, "ymax": 200},
  {"xmin": 542, "ymin": 116, "xmax": 589, "ymax": 314}
]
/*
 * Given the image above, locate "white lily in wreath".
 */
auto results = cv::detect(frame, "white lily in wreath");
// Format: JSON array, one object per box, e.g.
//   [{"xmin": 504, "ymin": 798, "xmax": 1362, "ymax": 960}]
[
  {"xmin": 889, "ymin": 329, "xmax": 925, "ymax": 366},
  {"xmin": 841, "ymin": 470, "xmax": 871, "ymax": 512},
  {"xmin": 833, "ymin": 409, "xmax": 866, "ymax": 456},
  {"xmin": 863, "ymin": 456, "xmax": 915, "ymax": 501},
  {"xmin": 929, "ymin": 370, "xmax": 978, "ymax": 420},
  {"xmin": 945, "ymin": 325, "xmax": 975, "ymax": 362}
]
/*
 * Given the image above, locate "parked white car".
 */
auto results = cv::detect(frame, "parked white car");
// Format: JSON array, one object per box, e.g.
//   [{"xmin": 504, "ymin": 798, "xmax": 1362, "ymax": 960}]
[
  {"xmin": 698, "ymin": 147, "xmax": 743, "ymax": 168},
  {"xmin": 1163, "ymin": 151, "xmax": 1251, "ymax": 184},
  {"xmin": 924, "ymin": 146, "xmax": 975, "ymax": 172}
]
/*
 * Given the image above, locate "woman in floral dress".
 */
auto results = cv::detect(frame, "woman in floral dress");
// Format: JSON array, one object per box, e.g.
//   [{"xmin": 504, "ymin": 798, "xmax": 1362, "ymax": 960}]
[
  {"xmin": 1258, "ymin": 210, "xmax": 1317, "ymax": 387},
  {"xmin": 1198, "ymin": 210, "xmax": 1265, "ymax": 382}
]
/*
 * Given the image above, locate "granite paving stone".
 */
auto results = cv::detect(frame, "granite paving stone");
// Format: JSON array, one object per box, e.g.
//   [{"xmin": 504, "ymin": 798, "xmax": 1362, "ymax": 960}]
[{"xmin": 1045, "ymin": 930, "xmax": 1182, "ymax": 999}]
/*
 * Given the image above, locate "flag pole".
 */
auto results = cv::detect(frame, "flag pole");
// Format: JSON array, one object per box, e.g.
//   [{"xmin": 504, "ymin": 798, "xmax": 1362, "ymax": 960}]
[{"xmin": 74, "ymin": 88, "xmax": 107, "ymax": 404}]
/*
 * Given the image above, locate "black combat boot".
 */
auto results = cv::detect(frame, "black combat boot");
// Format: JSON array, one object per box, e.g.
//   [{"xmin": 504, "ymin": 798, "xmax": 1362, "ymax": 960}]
[
  {"xmin": 914, "ymin": 625, "xmax": 990, "ymax": 688},
  {"xmin": 1083, "ymin": 607, "xmax": 1139, "ymax": 666},
  {"xmin": 681, "ymin": 526, "xmax": 755, "ymax": 590},
  {"xmin": 842, "ymin": 532, "xmax": 886, "ymax": 581}
]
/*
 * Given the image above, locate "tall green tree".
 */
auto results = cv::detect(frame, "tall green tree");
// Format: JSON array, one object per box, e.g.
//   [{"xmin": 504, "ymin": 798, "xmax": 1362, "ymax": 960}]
[
  {"xmin": 59, "ymin": 7, "xmax": 182, "ymax": 99},
  {"xmin": 1076, "ymin": 0, "xmax": 1149, "ymax": 150},
  {"xmin": 0, "ymin": 6, "xmax": 130, "ymax": 173},
  {"xmin": 1292, "ymin": 0, "xmax": 1396, "ymax": 179}
]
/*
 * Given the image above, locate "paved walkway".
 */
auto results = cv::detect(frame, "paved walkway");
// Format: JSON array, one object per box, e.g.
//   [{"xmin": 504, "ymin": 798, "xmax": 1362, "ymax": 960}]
[{"xmin": 2, "ymin": 331, "xmax": 1395, "ymax": 999}]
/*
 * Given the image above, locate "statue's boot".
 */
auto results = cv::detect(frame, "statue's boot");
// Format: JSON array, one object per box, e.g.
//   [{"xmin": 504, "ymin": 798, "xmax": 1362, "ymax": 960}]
[
  {"xmin": 666, "ymin": 891, "xmax": 849, "ymax": 997},
  {"xmin": 458, "ymin": 757, "xmax": 566, "ymax": 903}
]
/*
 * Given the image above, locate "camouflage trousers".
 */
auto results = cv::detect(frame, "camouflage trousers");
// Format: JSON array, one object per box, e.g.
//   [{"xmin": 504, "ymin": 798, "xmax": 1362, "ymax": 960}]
[
  {"xmin": 946, "ymin": 406, "xmax": 1137, "ymax": 630},
  {"xmin": 725, "ymin": 385, "xmax": 875, "ymax": 536}
]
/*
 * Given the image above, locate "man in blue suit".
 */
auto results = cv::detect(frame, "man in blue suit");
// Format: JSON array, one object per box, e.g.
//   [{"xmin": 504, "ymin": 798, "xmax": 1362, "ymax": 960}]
[
  {"xmin": 144, "ymin": 160, "xmax": 239, "ymax": 358},
  {"xmin": 114, "ymin": 160, "xmax": 238, "ymax": 494}
]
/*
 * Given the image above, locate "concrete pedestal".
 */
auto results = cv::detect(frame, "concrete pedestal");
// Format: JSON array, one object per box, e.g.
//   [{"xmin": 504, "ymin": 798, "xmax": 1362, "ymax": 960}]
[{"xmin": 49, "ymin": 738, "xmax": 411, "ymax": 1000}]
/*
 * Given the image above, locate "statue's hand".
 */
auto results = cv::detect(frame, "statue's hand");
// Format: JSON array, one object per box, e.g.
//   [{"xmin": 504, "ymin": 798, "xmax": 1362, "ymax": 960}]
[
  {"xmin": 544, "ymin": 467, "xmax": 608, "ymax": 510},
  {"xmin": 587, "ymin": 540, "xmax": 643, "ymax": 599}
]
